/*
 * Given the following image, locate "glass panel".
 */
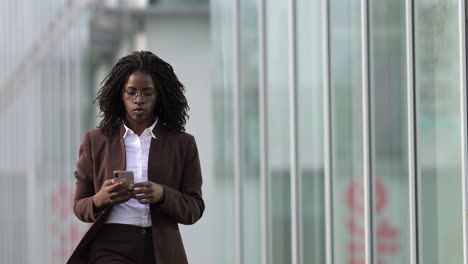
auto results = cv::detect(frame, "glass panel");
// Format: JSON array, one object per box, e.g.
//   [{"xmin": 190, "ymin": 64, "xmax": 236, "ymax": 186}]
[
  {"xmin": 370, "ymin": 0, "xmax": 410, "ymax": 263},
  {"xmin": 330, "ymin": 0, "xmax": 364, "ymax": 263},
  {"xmin": 266, "ymin": 0, "xmax": 291, "ymax": 263},
  {"xmin": 297, "ymin": 0, "xmax": 325, "ymax": 263},
  {"xmin": 0, "ymin": 2, "xmax": 98, "ymax": 261},
  {"xmin": 415, "ymin": 0, "xmax": 463, "ymax": 263},
  {"xmin": 210, "ymin": 0, "xmax": 236, "ymax": 262},
  {"xmin": 239, "ymin": 0, "xmax": 261, "ymax": 263}
]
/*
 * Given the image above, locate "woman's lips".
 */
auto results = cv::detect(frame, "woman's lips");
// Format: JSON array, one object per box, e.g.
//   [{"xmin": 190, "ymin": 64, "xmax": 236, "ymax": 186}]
[{"xmin": 133, "ymin": 108, "xmax": 145, "ymax": 112}]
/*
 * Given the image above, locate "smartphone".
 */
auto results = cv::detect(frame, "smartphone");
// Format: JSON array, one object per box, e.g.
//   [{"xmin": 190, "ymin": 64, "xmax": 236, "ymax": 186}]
[{"xmin": 113, "ymin": 170, "xmax": 134, "ymax": 187}]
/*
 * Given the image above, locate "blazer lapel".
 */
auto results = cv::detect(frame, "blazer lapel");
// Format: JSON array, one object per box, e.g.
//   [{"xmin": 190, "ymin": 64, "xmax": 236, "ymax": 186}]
[
  {"xmin": 106, "ymin": 124, "xmax": 126, "ymax": 180},
  {"xmin": 148, "ymin": 121, "xmax": 166, "ymax": 183}
]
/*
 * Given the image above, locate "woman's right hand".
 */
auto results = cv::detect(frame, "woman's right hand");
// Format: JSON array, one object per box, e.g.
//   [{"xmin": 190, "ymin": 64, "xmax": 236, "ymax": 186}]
[{"xmin": 93, "ymin": 179, "xmax": 133, "ymax": 210}]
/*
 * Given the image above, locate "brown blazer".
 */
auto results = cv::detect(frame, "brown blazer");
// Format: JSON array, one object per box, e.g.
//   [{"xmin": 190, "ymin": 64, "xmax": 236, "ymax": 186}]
[{"xmin": 67, "ymin": 122, "xmax": 204, "ymax": 264}]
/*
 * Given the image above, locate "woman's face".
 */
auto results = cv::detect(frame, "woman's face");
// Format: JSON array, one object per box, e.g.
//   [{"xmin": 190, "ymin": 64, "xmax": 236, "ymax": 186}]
[{"xmin": 121, "ymin": 72, "xmax": 157, "ymax": 126}]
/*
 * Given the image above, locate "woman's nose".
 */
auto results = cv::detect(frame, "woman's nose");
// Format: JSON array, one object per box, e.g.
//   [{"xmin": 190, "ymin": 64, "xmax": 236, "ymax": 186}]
[{"xmin": 134, "ymin": 94, "xmax": 144, "ymax": 103}]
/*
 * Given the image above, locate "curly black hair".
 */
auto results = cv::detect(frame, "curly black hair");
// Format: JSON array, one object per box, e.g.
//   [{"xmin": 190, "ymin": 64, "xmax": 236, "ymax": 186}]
[{"xmin": 95, "ymin": 51, "xmax": 189, "ymax": 136}]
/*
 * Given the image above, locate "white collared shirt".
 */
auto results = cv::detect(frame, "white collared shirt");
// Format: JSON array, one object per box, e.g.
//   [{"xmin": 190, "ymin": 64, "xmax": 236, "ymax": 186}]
[{"xmin": 105, "ymin": 119, "xmax": 158, "ymax": 227}]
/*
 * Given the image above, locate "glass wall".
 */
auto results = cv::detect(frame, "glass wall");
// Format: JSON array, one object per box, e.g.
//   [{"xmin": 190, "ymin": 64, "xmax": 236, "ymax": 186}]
[
  {"xmin": 211, "ymin": 0, "xmax": 467, "ymax": 263},
  {"xmin": 0, "ymin": 2, "xmax": 92, "ymax": 263}
]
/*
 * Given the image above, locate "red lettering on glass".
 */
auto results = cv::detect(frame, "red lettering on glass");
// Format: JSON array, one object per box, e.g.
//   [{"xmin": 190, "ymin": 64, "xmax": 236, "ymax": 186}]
[
  {"xmin": 346, "ymin": 178, "xmax": 400, "ymax": 264},
  {"xmin": 50, "ymin": 184, "xmax": 86, "ymax": 263},
  {"xmin": 346, "ymin": 219, "xmax": 365, "ymax": 237}
]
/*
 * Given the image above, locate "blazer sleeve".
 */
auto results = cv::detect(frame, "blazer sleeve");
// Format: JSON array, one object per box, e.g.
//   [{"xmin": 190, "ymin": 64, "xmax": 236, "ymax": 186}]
[
  {"xmin": 156, "ymin": 135, "xmax": 205, "ymax": 225},
  {"xmin": 73, "ymin": 131, "xmax": 98, "ymax": 223}
]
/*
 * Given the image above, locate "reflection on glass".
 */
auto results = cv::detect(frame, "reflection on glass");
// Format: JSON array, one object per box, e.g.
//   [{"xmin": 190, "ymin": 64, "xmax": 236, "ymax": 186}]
[
  {"xmin": 415, "ymin": 0, "xmax": 463, "ymax": 263},
  {"xmin": 239, "ymin": 0, "xmax": 261, "ymax": 263},
  {"xmin": 211, "ymin": 0, "xmax": 236, "ymax": 262},
  {"xmin": 266, "ymin": 0, "xmax": 291, "ymax": 263},
  {"xmin": 297, "ymin": 0, "xmax": 325, "ymax": 263},
  {"xmin": 330, "ymin": 0, "xmax": 364, "ymax": 263},
  {"xmin": 370, "ymin": 0, "xmax": 410, "ymax": 263}
]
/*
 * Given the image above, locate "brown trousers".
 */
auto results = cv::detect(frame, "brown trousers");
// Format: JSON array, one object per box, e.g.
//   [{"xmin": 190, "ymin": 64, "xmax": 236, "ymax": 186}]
[{"xmin": 89, "ymin": 224, "xmax": 156, "ymax": 264}]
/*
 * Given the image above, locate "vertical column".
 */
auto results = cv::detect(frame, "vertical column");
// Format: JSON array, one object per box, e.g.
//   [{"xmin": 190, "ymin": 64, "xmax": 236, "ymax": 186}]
[
  {"xmin": 73, "ymin": 23, "xmax": 81, "ymax": 139},
  {"xmin": 288, "ymin": 0, "xmax": 301, "ymax": 263},
  {"xmin": 64, "ymin": 33, "xmax": 72, "ymax": 259},
  {"xmin": 406, "ymin": 0, "xmax": 418, "ymax": 262},
  {"xmin": 232, "ymin": 0, "xmax": 243, "ymax": 263},
  {"xmin": 9, "ymin": 1, "xmax": 15, "ymax": 261},
  {"xmin": 258, "ymin": 0, "xmax": 271, "ymax": 263},
  {"xmin": 322, "ymin": 0, "xmax": 333, "ymax": 263},
  {"xmin": 361, "ymin": 0, "xmax": 375, "ymax": 262},
  {"xmin": 0, "ymin": 0, "xmax": 4, "ymax": 88},
  {"xmin": 26, "ymin": 0, "xmax": 37, "ymax": 263},
  {"xmin": 459, "ymin": 0, "xmax": 468, "ymax": 262}
]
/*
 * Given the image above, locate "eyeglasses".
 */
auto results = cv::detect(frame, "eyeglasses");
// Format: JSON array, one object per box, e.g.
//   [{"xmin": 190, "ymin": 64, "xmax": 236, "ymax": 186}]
[{"xmin": 122, "ymin": 89, "xmax": 156, "ymax": 100}]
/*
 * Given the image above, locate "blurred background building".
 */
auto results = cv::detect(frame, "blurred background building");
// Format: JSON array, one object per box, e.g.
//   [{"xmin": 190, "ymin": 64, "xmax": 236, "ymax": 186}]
[{"xmin": 0, "ymin": 0, "xmax": 467, "ymax": 263}]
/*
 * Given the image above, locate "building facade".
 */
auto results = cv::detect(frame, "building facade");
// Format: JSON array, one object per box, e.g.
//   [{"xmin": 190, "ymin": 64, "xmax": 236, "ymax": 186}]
[{"xmin": 211, "ymin": 0, "xmax": 467, "ymax": 263}]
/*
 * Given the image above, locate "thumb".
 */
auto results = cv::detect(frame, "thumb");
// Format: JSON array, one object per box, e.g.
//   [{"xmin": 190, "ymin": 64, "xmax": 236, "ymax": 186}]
[{"xmin": 103, "ymin": 178, "xmax": 115, "ymax": 186}]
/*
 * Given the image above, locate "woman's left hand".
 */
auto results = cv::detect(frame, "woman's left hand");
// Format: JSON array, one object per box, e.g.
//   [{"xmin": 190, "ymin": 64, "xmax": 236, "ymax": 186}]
[{"xmin": 132, "ymin": 181, "xmax": 165, "ymax": 204}]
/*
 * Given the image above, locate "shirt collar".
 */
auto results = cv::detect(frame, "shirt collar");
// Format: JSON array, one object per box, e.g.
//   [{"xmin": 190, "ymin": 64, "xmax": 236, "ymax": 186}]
[{"xmin": 122, "ymin": 119, "xmax": 158, "ymax": 139}]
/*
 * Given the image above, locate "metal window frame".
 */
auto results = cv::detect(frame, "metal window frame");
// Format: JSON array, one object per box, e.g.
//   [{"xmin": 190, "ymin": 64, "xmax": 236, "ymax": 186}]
[
  {"xmin": 232, "ymin": 0, "xmax": 244, "ymax": 263},
  {"xmin": 459, "ymin": 0, "xmax": 468, "ymax": 262},
  {"xmin": 257, "ymin": 0, "xmax": 272, "ymax": 263},
  {"xmin": 287, "ymin": 0, "xmax": 302, "ymax": 263},
  {"xmin": 405, "ymin": 0, "xmax": 419, "ymax": 262},
  {"xmin": 361, "ymin": 0, "xmax": 375, "ymax": 262},
  {"xmin": 322, "ymin": 0, "xmax": 333, "ymax": 263}
]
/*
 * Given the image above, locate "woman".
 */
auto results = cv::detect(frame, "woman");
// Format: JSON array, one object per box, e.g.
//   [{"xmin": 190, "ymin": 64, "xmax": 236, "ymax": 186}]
[{"xmin": 68, "ymin": 51, "xmax": 204, "ymax": 264}]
